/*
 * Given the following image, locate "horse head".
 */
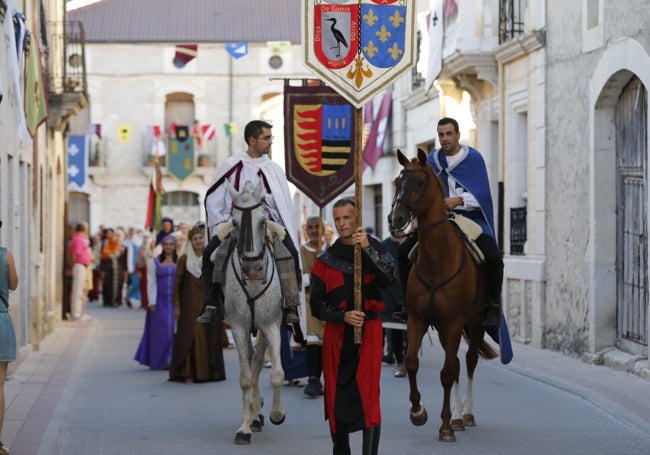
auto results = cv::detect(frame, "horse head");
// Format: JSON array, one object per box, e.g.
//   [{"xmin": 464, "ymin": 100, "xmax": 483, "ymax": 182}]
[
  {"xmin": 389, "ymin": 148, "xmax": 446, "ymax": 234},
  {"xmin": 226, "ymin": 179, "xmax": 268, "ymax": 279}
]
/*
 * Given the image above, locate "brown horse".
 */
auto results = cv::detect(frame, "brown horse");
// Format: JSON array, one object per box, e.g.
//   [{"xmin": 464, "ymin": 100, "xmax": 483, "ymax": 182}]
[{"xmin": 388, "ymin": 149, "xmax": 498, "ymax": 442}]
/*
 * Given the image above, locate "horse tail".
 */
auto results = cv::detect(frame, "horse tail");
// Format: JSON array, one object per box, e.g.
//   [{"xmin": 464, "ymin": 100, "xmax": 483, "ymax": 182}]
[{"xmin": 462, "ymin": 328, "xmax": 499, "ymax": 360}]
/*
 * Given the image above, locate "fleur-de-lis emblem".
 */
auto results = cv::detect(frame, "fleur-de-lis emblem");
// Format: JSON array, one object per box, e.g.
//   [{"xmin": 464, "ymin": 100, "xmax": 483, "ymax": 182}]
[
  {"xmin": 387, "ymin": 42, "xmax": 403, "ymax": 60},
  {"xmin": 363, "ymin": 40, "xmax": 379, "ymax": 58},
  {"xmin": 346, "ymin": 55, "xmax": 373, "ymax": 88},
  {"xmin": 375, "ymin": 24, "xmax": 391, "ymax": 43},
  {"xmin": 363, "ymin": 9, "xmax": 378, "ymax": 26},
  {"xmin": 389, "ymin": 10, "xmax": 404, "ymax": 28}
]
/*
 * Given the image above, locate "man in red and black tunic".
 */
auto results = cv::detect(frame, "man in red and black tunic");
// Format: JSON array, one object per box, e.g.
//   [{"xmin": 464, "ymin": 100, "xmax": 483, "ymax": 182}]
[{"xmin": 310, "ymin": 198, "xmax": 398, "ymax": 455}]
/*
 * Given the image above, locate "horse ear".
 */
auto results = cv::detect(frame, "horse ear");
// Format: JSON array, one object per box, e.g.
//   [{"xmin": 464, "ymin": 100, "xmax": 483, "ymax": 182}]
[
  {"xmin": 225, "ymin": 179, "xmax": 237, "ymax": 200},
  {"xmin": 253, "ymin": 179, "xmax": 265, "ymax": 200},
  {"xmin": 417, "ymin": 148, "xmax": 428, "ymax": 164},
  {"xmin": 397, "ymin": 149, "xmax": 408, "ymax": 165}
]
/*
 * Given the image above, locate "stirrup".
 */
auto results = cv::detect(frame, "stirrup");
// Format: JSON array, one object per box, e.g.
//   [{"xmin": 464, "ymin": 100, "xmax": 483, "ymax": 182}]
[
  {"xmin": 283, "ymin": 307, "xmax": 299, "ymax": 324},
  {"xmin": 197, "ymin": 306, "xmax": 218, "ymax": 323}
]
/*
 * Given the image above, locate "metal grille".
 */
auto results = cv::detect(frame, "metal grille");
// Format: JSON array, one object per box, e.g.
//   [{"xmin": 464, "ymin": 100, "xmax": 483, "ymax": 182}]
[
  {"xmin": 498, "ymin": 0, "xmax": 525, "ymax": 44},
  {"xmin": 616, "ymin": 76, "xmax": 648, "ymax": 346},
  {"xmin": 411, "ymin": 30, "xmax": 424, "ymax": 90},
  {"xmin": 510, "ymin": 207, "xmax": 526, "ymax": 255}
]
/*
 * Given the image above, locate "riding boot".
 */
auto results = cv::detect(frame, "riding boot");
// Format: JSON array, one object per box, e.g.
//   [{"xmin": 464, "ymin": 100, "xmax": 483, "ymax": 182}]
[
  {"xmin": 330, "ymin": 432, "xmax": 351, "ymax": 455},
  {"xmin": 362, "ymin": 424, "xmax": 381, "ymax": 455},
  {"xmin": 484, "ymin": 261, "xmax": 503, "ymax": 326},
  {"xmin": 197, "ymin": 267, "xmax": 224, "ymax": 323}
]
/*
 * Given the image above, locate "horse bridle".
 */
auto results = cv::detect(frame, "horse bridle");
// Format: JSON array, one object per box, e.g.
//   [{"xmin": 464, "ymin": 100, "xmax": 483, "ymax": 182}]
[
  {"xmin": 391, "ymin": 168, "xmax": 448, "ymax": 235},
  {"xmin": 232, "ymin": 200, "xmax": 267, "ymax": 262}
]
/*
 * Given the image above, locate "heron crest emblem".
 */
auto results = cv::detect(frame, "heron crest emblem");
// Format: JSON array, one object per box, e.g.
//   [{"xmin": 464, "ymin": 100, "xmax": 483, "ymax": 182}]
[{"xmin": 306, "ymin": 0, "xmax": 415, "ymax": 108}]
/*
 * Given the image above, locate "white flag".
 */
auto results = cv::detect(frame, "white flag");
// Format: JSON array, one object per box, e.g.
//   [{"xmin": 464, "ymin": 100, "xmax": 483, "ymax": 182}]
[{"xmin": 425, "ymin": 0, "xmax": 444, "ymax": 94}]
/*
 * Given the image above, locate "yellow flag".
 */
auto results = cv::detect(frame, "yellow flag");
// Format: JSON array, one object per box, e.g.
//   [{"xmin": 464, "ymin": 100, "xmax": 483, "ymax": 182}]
[
  {"xmin": 25, "ymin": 39, "xmax": 49, "ymax": 137},
  {"xmin": 118, "ymin": 124, "xmax": 132, "ymax": 142}
]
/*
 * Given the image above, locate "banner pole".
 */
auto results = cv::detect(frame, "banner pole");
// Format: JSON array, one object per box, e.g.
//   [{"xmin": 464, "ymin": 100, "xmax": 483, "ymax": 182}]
[{"xmin": 354, "ymin": 106, "xmax": 363, "ymax": 344}]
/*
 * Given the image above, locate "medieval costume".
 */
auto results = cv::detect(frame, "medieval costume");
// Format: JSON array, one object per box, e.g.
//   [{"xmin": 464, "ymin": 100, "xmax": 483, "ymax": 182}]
[
  {"xmin": 169, "ymin": 227, "xmax": 226, "ymax": 382},
  {"xmin": 428, "ymin": 144, "xmax": 512, "ymax": 363},
  {"xmin": 134, "ymin": 235, "xmax": 177, "ymax": 370},
  {"xmin": 310, "ymin": 236, "xmax": 397, "ymax": 453}
]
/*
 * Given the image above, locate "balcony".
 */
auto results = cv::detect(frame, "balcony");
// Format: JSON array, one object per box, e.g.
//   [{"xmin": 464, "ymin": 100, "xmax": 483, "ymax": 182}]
[{"xmin": 46, "ymin": 21, "xmax": 89, "ymax": 131}]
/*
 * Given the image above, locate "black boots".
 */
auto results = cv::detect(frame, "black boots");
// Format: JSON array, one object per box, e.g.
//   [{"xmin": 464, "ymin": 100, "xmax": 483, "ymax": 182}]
[
  {"xmin": 362, "ymin": 424, "xmax": 381, "ymax": 455},
  {"xmin": 484, "ymin": 261, "xmax": 503, "ymax": 326},
  {"xmin": 330, "ymin": 425, "xmax": 380, "ymax": 455},
  {"xmin": 331, "ymin": 432, "xmax": 350, "ymax": 455},
  {"xmin": 197, "ymin": 268, "xmax": 224, "ymax": 323}
]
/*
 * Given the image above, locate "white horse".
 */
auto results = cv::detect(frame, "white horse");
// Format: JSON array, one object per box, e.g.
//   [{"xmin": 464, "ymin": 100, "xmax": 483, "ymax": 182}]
[{"xmin": 223, "ymin": 179, "xmax": 285, "ymax": 445}]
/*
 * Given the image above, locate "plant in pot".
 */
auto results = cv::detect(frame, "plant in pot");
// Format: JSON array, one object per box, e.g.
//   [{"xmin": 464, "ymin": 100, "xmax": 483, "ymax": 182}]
[{"xmin": 198, "ymin": 154, "xmax": 212, "ymax": 167}]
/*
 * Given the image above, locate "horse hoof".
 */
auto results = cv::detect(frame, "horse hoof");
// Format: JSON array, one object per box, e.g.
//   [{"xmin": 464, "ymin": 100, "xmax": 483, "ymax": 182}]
[
  {"xmin": 463, "ymin": 414, "xmax": 476, "ymax": 426},
  {"xmin": 409, "ymin": 404, "xmax": 428, "ymax": 426},
  {"xmin": 257, "ymin": 414, "xmax": 265, "ymax": 426},
  {"xmin": 234, "ymin": 432, "xmax": 251, "ymax": 445},
  {"xmin": 439, "ymin": 429, "xmax": 456, "ymax": 442},
  {"xmin": 451, "ymin": 419, "xmax": 465, "ymax": 431},
  {"xmin": 251, "ymin": 420, "xmax": 263, "ymax": 432},
  {"xmin": 270, "ymin": 414, "xmax": 286, "ymax": 425}
]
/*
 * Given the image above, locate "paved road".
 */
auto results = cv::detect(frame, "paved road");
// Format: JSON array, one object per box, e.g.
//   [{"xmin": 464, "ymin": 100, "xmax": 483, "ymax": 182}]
[{"xmin": 4, "ymin": 304, "xmax": 650, "ymax": 455}]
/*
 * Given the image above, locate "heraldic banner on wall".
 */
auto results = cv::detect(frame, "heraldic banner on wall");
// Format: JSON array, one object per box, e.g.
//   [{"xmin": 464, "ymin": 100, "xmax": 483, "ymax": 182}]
[
  {"xmin": 302, "ymin": 0, "xmax": 416, "ymax": 108},
  {"xmin": 284, "ymin": 84, "xmax": 355, "ymax": 207},
  {"xmin": 167, "ymin": 134, "xmax": 195, "ymax": 181}
]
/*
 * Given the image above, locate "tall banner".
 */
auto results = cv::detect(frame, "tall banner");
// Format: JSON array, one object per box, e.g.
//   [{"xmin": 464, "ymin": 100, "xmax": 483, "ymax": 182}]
[
  {"xmin": 67, "ymin": 135, "xmax": 88, "ymax": 190},
  {"xmin": 25, "ymin": 38, "xmax": 49, "ymax": 137},
  {"xmin": 363, "ymin": 89, "xmax": 392, "ymax": 169},
  {"xmin": 166, "ymin": 136, "xmax": 195, "ymax": 181},
  {"xmin": 284, "ymin": 84, "xmax": 355, "ymax": 207},
  {"xmin": 302, "ymin": 0, "xmax": 416, "ymax": 108}
]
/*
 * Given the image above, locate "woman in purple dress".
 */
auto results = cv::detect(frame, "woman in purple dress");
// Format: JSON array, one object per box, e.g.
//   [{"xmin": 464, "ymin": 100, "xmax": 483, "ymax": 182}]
[{"xmin": 134, "ymin": 235, "xmax": 178, "ymax": 370}]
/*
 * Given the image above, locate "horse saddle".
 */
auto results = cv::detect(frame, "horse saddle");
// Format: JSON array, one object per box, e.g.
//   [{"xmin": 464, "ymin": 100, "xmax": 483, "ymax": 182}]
[{"xmin": 407, "ymin": 213, "xmax": 485, "ymax": 265}]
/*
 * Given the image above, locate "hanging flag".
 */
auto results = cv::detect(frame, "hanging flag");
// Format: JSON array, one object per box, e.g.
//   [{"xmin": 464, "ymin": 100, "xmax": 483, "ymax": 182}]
[
  {"xmin": 202, "ymin": 123, "xmax": 216, "ymax": 141},
  {"xmin": 2, "ymin": 1, "xmax": 29, "ymax": 142},
  {"xmin": 225, "ymin": 42, "xmax": 248, "ymax": 59},
  {"xmin": 67, "ymin": 135, "xmax": 88, "ymax": 190},
  {"xmin": 117, "ymin": 124, "xmax": 132, "ymax": 142},
  {"xmin": 167, "ymin": 136, "xmax": 195, "ymax": 181},
  {"xmin": 422, "ymin": 0, "xmax": 444, "ymax": 94},
  {"xmin": 224, "ymin": 122, "xmax": 238, "ymax": 137},
  {"xmin": 173, "ymin": 44, "xmax": 198, "ymax": 68},
  {"xmin": 284, "ymin": 83, "xmax": 356, "ymax": 208},
  {"xmin": 361, "ymin": 100, "xmax": 374, "ymax": 152},
  {"xmin": 303, "ymin": 0, "xmax": 415, "ymax": 108},
  {"xmin": 145, "ymin": 159, "xmax": 165, "ymax": 231},
  {"xmin": 94, "ymin": 123, "xmax": 102, "ymax": 139},
  {"xmin": 24, "ymin": 37, "xmax": 49, "ymax": 137},
  {"xmin": 363, "ymin": 90, "xmax": 392, "ymax": 169},
  {"xmin": 266, "ymin": 41, "xmax": 291, "ymax": 55}
]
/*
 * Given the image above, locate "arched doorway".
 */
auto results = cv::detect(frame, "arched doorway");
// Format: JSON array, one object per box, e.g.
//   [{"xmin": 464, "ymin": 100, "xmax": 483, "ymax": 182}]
[{"xmin": 616, "ymin": 76, "xmax": 648, "ymax": 350}]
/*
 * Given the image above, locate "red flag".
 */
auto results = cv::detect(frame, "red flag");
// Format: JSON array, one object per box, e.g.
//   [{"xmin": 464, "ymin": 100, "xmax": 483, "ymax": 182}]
[
  {"xmin": 363, "ymin": 90, "xmax": 392, "ymax": 169},
  {"xmin": 95, "ymin": 124, "xmax": 102, "ymax": 139},
  {"xmin": 145, "ymin": 161, "xmax": 165, "ymax": 231},
  {"xmin": 173, "ymin": 44, "xmax": 198, "ymax": 68},
  {"xmin": 202, "ymin": 123, "xmax": 216, "ymax": 141}
]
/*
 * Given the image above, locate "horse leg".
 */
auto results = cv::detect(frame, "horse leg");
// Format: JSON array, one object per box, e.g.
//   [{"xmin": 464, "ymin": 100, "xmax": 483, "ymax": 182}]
[
  {"xmin": 451, "ymin": 379, "xmax": 466, "ymax": 431},
  {"xmin": 462, "ymin": 326, "xmax": 482, "ymax": 427},
  {"xmin": 266, "ymin": 324, "xmax": 286, "ymax": 425},
  {"xmin": 231, "ymin": 325, "xmax": 255, "ymax": 445},
  {"xmin": 249, "ymin": 332, "xmax": 267, "ymax": 433},
  {"xmin": 405, "ymin": 317, "xmax": 428, "ymax": 427},
  {"xmin": 438, "ymin": 324, "xmax": 463, "ymax": 442}
]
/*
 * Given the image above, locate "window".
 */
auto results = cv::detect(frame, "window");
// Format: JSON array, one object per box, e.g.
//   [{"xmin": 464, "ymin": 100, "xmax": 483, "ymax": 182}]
[{"xmin": 498, "ymin": 0, "xmax": 525, "ymax": 44}]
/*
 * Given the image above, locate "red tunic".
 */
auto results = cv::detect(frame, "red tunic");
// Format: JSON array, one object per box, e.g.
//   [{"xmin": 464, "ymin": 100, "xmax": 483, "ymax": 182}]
[{"xmin": 310, "ymin": 241, "xmax": 387, "ymax": 434}]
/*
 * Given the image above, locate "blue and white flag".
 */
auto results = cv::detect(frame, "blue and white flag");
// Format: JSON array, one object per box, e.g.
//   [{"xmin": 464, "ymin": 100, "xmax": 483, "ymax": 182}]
[{"xmin": 67, "ymin": 135, "xmax": 88, "ymax": 190}]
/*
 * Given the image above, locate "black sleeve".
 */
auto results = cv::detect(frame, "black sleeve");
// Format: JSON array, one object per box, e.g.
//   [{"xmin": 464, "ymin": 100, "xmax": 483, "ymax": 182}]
[
  {"xmin": 309, "ymin": 269, "xmax": 345, "ymax": 324},
  {"xmin": 362, "ymin": 237, "xmax": 399, "ymax": 288}
]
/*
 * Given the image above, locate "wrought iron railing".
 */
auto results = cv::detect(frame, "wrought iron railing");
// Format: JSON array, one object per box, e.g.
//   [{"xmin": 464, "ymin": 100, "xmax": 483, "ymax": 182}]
[
  {"xmin": 46, "ymin": 20, "xmax": 87, "ymax": 94},
  {"xmin": 499, "ymin": 0, "xmax": 525, "ymax": 44},
  {"xmin": 510, "ymin": 206, "xmax": 527, "ymax": 255}
]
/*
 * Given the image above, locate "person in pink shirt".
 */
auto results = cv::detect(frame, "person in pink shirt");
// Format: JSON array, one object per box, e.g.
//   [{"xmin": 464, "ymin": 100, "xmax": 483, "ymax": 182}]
[{"xmin": 69, "ymin": 222, "xmax": 92, "ymax": 321}]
